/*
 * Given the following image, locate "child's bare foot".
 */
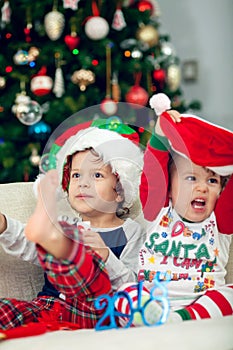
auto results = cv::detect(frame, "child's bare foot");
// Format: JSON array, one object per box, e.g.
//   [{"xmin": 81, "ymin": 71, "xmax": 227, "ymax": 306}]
[{"xmin": 25, "ymin": 170, "xmax": 73, "ymax": 259}]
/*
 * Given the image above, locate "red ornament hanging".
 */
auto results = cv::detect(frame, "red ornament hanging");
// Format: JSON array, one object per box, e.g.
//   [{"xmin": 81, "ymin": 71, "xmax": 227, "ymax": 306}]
[
  {"xmin": 125, "ymin": 72, "xmax": 149, "ymax": 108},
  {"xmin": 30, "ymin": 66, "xmax": 53, "ymax": 96},
  {"xmin": 24, "ymin": 25, "xmax": 32, "ymax": 43},
  {"xmin": 137, "ymin": 0, "xmax": 153, "ymax": 16},
  {"xmin": 152, "ymin": 68, "xmax": 166, "ymax": 88},
  {"xmin": 64, "ymin": 32, "xmax": 80, "ymax": 50}
]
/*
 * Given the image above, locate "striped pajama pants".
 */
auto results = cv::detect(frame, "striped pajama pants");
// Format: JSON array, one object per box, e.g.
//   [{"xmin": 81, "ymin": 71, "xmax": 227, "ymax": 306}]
[{"xmin": 115, "ymin": 283, "xmax": 233, "ymax": 323}]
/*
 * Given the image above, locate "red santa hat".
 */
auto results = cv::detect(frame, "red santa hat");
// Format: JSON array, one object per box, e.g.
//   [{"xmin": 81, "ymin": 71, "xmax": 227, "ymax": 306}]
[
  {"xmin": 149, "ymin": 93, "xmax": 233, "ymax": 176},
  {"xmin": 35, "ymin": 118, "xmax": 143, "ymax": 209}
]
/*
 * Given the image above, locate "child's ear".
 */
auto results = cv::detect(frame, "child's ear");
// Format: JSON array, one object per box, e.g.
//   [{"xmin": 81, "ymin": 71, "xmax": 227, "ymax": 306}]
[{"xmin": 116, "ymin": 193, "xmax": 124, "ymax": 203}]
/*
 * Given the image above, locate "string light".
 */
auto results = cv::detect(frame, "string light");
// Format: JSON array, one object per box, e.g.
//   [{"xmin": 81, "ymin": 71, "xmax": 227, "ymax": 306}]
[
  {"xmin": 72, "ymin": 49, "xmax": 79, "ymax": 55},
  {"xmin": 124, "ymin": 50, "xmax": 131, "ymax": 58},
  {"xmin": 5, "ymin": 66, "xmax": 13, "ymax": 73}
]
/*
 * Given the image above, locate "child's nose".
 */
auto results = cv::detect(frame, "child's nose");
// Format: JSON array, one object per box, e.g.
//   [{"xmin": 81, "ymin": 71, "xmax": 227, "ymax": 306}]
[
  {"xmin": 196, "ymin": 181, "xmax": 208, "ymax": 192},
  {"xmin": 78, "ymin": 175, "xmax": 90, "ymax": 187}
]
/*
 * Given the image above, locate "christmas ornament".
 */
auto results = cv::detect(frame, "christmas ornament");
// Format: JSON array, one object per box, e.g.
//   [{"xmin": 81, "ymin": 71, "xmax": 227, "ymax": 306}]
[
  {"xmin": 101, "ymin": 43, "xmax": 118, "ymax": 115},
  {"xmin": 131, "ymin": 48, "xmax": 143, "ymax": 59},
  {"xmin": 0, "ymin": 77, "xmax": 6, "ymax": 89},
  {"xmin": 23, "ymin": 6, "xmax": 33, "ymax": 43},
  {"xmin": 112, "ymin": 72, "xmax": 121, "ymax": 102},
  {"xmin": 166, "ymin": 64, "xmax": 181, "ymax": 91},
  {"xmin": 125, "ymin": 72, "xmax": 149, "ymax": 108},
  {"xmin": 125, "ymin": 85, "xmax": 149, "ymax": 107},
  {"xmin": 120, "ymin": 38, "xmax": 137, "ymax": 49},
  {"xmin": 31, "ymin": 66, "xmax": 53, "ymax": 96},
  {"xmin": 53, "ymin": 52, "xmax": 65, "ymax": 98},
  {"xmin": 44, "ymin": 9, "xmax": 65, "ymax": 41},
  {"xmin": 39, "ymin": 153, "xmax": 57, "ymax": 173},
  {"xmin": 28, "ymin": 47, "xmax": 40, "ymax": 62},
  {"xmin": 112, "ymin": 7, "xmax": 126, "ymax": 31},
  {"xmin": 12, "ymin": 92, "xmax": 43, "ymax": 126},
  {"xmin": 1, "ymin": 1, "xmax": 11, "ymax": 27},
  {"xmin": 161, "ymin": 41, "xmax": 176, "ymax": 56},
  {"xmin": 137, "ymin": 0, "xmax": 154, "ymax": 16},
  {"xmin": 84, "ymin": 0, "xmax": 109, "ymax": 40},
  {"xmin": 71, "ymin": 69, "xmax": 95, "ymax": 91},
  {"xmin": 63, "ymin": 0, "xmax": 80, "ymax": 10},
  {"xmin": 29, "ymin": 148, "xmax": 41, "ymax": 166},
  {"xmin": 28, "ymin": 120, "xmax": 51, "ymax": 141},
  {"xmin": 100, "ymin": 97, "xmax": 118, "ymax": 116},
  {"xmin": 85, "ymin": 16, "xmax": 109, "ymax": 40},
  {"xmin": 136, "ymin": 24, "xmax": 159, "ymax": 48},
  {"xmin": 24, "ymin": 25, "xmax": 32, "ymax": 43},
  {"xmin": 13, "ymin": 50, "xmax": 29, "ymax": 65},
  {"xmin": 53, "ymin": 67, "xmax": 65, "ymax": 98},
  {"xmin": 64, "ymin": 32, "xmax": 80, "ymax": 50},
  {"xmin": 153, "ymin": 68, "xmax": 166, "ymax": 87}
]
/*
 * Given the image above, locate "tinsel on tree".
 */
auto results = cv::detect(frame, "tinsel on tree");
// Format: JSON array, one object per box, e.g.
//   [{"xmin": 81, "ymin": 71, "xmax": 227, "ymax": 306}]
[{"xmin": 0, "ymin": 0, "xmax": 201, "ymax": 183}]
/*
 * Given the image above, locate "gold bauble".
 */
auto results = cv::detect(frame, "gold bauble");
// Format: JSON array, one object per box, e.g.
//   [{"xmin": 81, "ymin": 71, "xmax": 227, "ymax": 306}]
[
  {"xmin": 136, "ymin": 25, "xmax": 159, "ymax": 48},
  {"xmin": 167, "ymin": 64, "xmax": 181, "ymax": 92}
]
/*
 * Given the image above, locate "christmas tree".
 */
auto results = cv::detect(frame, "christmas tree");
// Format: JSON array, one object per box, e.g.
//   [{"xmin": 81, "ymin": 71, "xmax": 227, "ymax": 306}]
[{"xmin": 0, "ymin": 0, "xmax": 201, "ymax": 183}]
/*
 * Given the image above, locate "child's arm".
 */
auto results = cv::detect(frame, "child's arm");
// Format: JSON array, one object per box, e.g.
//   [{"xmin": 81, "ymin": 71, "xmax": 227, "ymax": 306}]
[
  {"xmin": 0, "ymin": 212, "xmax": 38, "ymax": 264},
  {"xmin": 140, "ymin": 110, "xmax": 181, "ymax": 221},
  {"xmin": 215, "ymin": 174, "xmax": 233, "ymax": 234}
]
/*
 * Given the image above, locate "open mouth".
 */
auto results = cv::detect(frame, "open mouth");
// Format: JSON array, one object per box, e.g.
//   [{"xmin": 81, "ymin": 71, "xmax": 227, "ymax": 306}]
[{"xmin": 191, "ymin": 198, "xmax": 206, "ymax": 209}]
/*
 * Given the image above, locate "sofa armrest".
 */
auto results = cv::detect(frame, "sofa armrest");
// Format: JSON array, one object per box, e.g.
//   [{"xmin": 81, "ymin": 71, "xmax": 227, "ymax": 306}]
[{"xmin": 0, "ymin": 182, "xmax": 44, "ymax": 300}]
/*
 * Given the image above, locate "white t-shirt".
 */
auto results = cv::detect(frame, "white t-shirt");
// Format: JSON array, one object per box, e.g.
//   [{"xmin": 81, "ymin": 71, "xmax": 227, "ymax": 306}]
[{"xmin": 138, "ymin": 205, "xmax": 232, "ymax": 308}]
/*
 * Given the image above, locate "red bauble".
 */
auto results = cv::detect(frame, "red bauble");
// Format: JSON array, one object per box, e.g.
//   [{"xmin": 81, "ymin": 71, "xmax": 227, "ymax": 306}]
[
  {"xmin": 153, "ymin": 68, "xmax": 166, "ymax": 83},
  {"xmin": 64, "ymin": 33, "xmax": 80, "ymax": 51},
  {"xmin": 125, "ymin": 85, "xmax": 149, "ymax": 108},
  {"xmin": 30, "ymin": 66, "xmax": 53, "ymax": 96},
  {"xmin": 137, "ymin": 0, "xmax": 153, "ymax": 15}
]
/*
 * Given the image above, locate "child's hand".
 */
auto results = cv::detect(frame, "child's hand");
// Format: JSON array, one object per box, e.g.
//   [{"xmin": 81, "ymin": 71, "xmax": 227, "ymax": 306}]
[
  {"xmin": 155, "ymin": 110, "xmax": 182, "ymax": 136},
  {"xmin": 82, "ymin": 229, "xmax": 109, "ymax": 262},
  {"xmin": 0, "ymin": 213, "xmax": 7, "ymax": 234}
]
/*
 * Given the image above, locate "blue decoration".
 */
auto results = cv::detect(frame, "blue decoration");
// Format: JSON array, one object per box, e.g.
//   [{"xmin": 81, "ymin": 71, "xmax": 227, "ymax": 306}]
[{"xmin": 94, "ymin": 273, "xmax": 170, "ymax": 331}]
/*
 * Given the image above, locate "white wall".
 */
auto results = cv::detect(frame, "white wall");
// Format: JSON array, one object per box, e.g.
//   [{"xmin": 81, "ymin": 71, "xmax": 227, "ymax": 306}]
[{"xmin": 158, "ymin": 0, "xmax": 233, "ymax": 129}]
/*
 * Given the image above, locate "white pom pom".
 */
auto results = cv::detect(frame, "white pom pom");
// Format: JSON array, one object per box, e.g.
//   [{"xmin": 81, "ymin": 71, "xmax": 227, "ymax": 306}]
[
  {"xmin": 33, "ymin": 174, "xmax": 45, "ymax": 198},
  {"xmin": 149, "ymin": 93, "xmax": 171, "ymax": 116}
]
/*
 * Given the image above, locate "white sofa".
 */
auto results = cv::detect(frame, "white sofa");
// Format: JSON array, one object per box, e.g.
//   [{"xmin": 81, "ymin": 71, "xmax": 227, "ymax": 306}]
[{"xmin": 0, "ymin": 182, "xmax": 233, "ymax": 349}]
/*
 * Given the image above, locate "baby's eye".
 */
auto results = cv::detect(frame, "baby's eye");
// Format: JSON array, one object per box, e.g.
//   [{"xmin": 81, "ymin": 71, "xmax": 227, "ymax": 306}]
[
  {"xmin": 94, "ymin": 172, "xmax": 103, "ymax": 179},
  {"xmin": 186, "ymin": 175, "xmax": 196, "ymax": 181},
  {"xmin": 72, "ymin": 172, "xmax": 80, "ymax": 178},
  {"xmin": 208, "ymin": 177, "xmax": 219, "ymax": 184}
]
